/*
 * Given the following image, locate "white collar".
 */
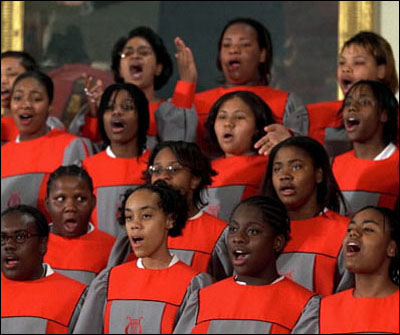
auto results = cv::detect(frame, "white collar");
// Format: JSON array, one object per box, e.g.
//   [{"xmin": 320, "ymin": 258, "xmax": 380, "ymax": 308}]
[
  {"xmin": 106, "ymin": 145, "xmax": 117, "ymax": 158},
  {"xmin": 43, "ymin": 263, "xmax": 55, "ymax": 277},
  {"xmin": 234, "ymin": 275, "xmax": 285, "ymax": 286},
  {"xmin": 137, "ymin": 254, "xmax": 179, "ymax": 269},
  {"xmin": 374, "ymin": 143, "xmax": 396, "ymax": 161},
  {"xmin": 188, "ymin": 209, "xmax": 204, "ymax": 220}
]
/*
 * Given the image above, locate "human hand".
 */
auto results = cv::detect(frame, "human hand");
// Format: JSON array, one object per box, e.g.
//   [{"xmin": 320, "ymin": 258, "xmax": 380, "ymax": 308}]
[
  {"xmin": 174, "ymin": 37, "xmax": 197, "ymax": 83},
  {"xmin": 82, "ymin": 72, "xmax": 104, "ymax": 117},
  {"xmin": 254, "ymin": 124, "xmax": 292, "ymax": 156}
]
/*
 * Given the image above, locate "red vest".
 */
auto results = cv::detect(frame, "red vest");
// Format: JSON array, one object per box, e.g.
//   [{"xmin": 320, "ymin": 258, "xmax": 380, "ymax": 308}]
[
  {"xmin": 320, "ymin": 288, "xmax": 399, "ymax": 333},
  {"xmin": 1, "ymin": 272, "xmax": 86, "ymax": 334},
  {"xmin": 104, "ymin": 261, "xmax": 199, "ymax": 334},
  {"xmin": 307, "ymin": 100, "xmax": 343, "ymax": 145},
  {"xmin": 193, "ymin": 277, "xmax": 314, "ymax": 334},
  {"xmin": 332, "ymin": 149, "xmax": 399, "ymax": 212},
  {"xmin": 278, "ymin": 211, "xmax": 349, "ymax": 295}
]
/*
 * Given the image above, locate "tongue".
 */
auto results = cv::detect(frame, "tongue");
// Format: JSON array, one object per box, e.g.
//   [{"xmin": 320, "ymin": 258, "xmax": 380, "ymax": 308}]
[
  {"xmin": 230, "ymin": 62, "xmax": 240, "ymax": 70},
  {"xmin": 64, "ymin": 221, "xmax": 78, "ymax": 233}
]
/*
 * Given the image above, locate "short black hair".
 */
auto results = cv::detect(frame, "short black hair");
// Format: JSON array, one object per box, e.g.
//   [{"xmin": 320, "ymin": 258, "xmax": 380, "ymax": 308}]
[
  {"xmin": 118, "ymin": 180, "xmax": 188, "ymax": 237},
  {"xmin": 230, "ymin": 195, "xmax": 290, "ymax": 245},
  {"xmin": 143, "ymin": 141, "xmax": 217, "ymax": 209},
  {"xmin": 204, "ymin": 90, "xmax": 275, "ymax": 157},
  {"xmin": 111, "ymin": 26, "xmax": 173, "ymax": 90},
  {"xmin": 1, "ymin": 50, "xmax": 38, "ymax": 72},
  {"xmin": 11, "ymin": 70, "xmax": 54, "ymax": 103},
  {"xmin": 339, "ymin": 80, "xmax": 398, "ymax": 146},
  {"xmin": 1, "ymin": 205, "xmax": 49, "ymax": 238},
  {"xmin": 217, "ymin": 18, "xmax": 273, "ymax": 85},
  {"xmin": 47, "ymin": 165, "xmax": 94, "ymax": 197},
  {"xmin": 262, "ymin": 136, "xmax": 347, "ymax": 214},
  {"xmin": 98, "ymin": 83, "xmax": 149, "ymax": 154}
]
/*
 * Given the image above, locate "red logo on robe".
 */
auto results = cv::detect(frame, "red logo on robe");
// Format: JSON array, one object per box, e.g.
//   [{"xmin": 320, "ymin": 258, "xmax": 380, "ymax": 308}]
[{"xmin": 125, "ymin": 316, "xmax": 143, "ymax": 334}]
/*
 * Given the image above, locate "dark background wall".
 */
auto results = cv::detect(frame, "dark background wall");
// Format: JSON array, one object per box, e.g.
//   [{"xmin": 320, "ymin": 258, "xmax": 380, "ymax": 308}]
[{"xmin": 24, "ymin": 1, "xmax": 338, "ymax": 105}]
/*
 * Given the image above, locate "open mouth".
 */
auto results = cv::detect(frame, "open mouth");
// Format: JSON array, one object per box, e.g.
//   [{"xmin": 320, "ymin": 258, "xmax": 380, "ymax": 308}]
[
  {"xmin": 341, "ymin": 79, "xmax": 353, "ymax": 93},
  {"xmin": 1, "ymin": 89, "xmax": 11, "ymax": 101},
  {"xmin": 346, "ymin": 241, "xmax": 361, "ymax": 256},
  {"xmin": 130, "ymin": 64, "xmax": 143, "ymax": 78},
  {"xmin": 222, "ymin": 133, "xmax": 234, "ymax": 142},
  {"xmin": 279, "ymin": 185, "xmax": 295, "ymax": 196},
  {"xmin": 4, "ymin": 255, "xmax": 19, "ymax": 269},
  {"xmin": 18, "ymin": 114, "xmax": 33, "ymax": 125},
  {"xmin": 345, "ymin": 117, "xmax": 360, "ymax": 131},
  {"xmin": 131, "ymin": 236, "xmax": 144, "ymax": 247},
  {"xmin": 64, "ymin": 219, "xmax": 78, "ymax": 233},
  {"xmin": 231, "ymin": 249, "xmax": 249, "ymax": 266},
  {"xmin": 228, "ymin": 60, "xmax": 241, "ymax": 71},
  {"xmin": 111, "ymin": 119, "xmax": 125, "ymax": 132}
]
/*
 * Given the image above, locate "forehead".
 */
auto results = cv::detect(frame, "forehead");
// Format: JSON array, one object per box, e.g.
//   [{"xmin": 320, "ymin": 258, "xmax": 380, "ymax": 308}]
[
  {"xmin": 14, "ymin": 77, "xmax": 46, "ymax": 92},
  {"xmin": 223, "ymin": 23, "xmax": 258, "ymax": 39},
  {"xmin": 352, "ymin": 208, "xmax": 384, "ymax": 224},
  {"xmin": 274, "ymin": 145, "xmax": 312, "ymax": 163},
  {"xmin": 154, "ymin": 147, "xmax": 178, "ymax": 164},
  {"xmin": 124, "ymin": 36, "xmax": 153, "ymax": 49},
  {"xmin": 1, "ymin": 212, "xmax": 37, "ymax": 232},
  {"xmin": 110, "ymin": 89, "xmax": 134, "ymax": 102},
  {"xmin": 49, "ymin": 175, "xmax": 91, "ymax": 192},
  {"xmin": 341, "ymin": 44, "xmax": 372, "ymax": 57},
  {"xmin": 1, "ymin": 57, "xmax": 25, "ymax": 71},
  {"xmin": 219, "ymin": 97, "xmax": 253, "ymax": 113},
  {"xmin": 126, "ymin": 189, "xmax": 160, "ymax": 210},
  {"xmin": 347, "ymin": 84, "xmax": 374, "ymax": 98}
]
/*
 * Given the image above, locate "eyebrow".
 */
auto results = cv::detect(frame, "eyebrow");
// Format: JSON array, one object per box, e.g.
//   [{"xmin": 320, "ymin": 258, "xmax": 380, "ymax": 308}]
[
  {"xmin": 274, "ymin": 159, "xmax": 304, "ymax": 165},
  {"xmin": 125, "ymin": 205, "xmax": 155, "ymax": 212},
  {"xmin": 349, "ymin": 219, "xmax": 380, "ymax": 226}
]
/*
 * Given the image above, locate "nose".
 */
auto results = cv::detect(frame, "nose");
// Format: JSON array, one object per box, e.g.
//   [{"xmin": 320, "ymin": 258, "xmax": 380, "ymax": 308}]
[
  {"xmin": 348, "ymin": 226, "xmax": 361, "ymax": 238},
  {"xmin": 64, "ymin": 198, "xmax": 77, "ymax": 212},
  {"xmin": 231, "ymin": 229, "xmax": 248, "ymax": 245},
  {"xmin": 229, "ymin": 43, "xmax": 240, "ymax": 54},
  {"xmin": 278, "ymin": 166, "xmax": 292, "ymax": 180},
  {"xmin": 21, "ymin": 97, "xmax": 32, "ymax": 109}
]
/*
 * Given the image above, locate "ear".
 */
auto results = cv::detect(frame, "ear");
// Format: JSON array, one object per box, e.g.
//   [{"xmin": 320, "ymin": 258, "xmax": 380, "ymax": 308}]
[
  {"xmin": 155, "ymin": 63, "xmax": 163, "ymax": 77},
  {"xmin": 377, "ymin": 64, "xmax": 386, "ymax": 81},
  {"xmin": 315, "ymin": 167, "xmax": 323, "ymax": 184},
  {"xmin": 165, "ymin": 215, "xmax": 174, "ymax": 230},
  {"xmin": 380, "ymin": 109, "xmax": 388, "ymax": 123},
  {"xmin": 387, "ymin": 240, "xmax": 397, "ymax": 258},
  {"xmin": 39, "ymin": 237, "xmax": 48, "ymax": 257},
  {"xmin": 273, "ymin": 234, "xmax": 285, "ymax": 254},
  {"xmin": 91, "ymin": 195, "xmax": 97, "ymax": 212},
  {"xmin": 259, "ymin": 48, "xmax": 267, "ymax": 64},
  {"xmin": 44, "ymin": 197, "xmax": 50, "ymax": 213},
  {"xmin": 190, "ymin": 175, "xmax": 201, "ymax": 191}
]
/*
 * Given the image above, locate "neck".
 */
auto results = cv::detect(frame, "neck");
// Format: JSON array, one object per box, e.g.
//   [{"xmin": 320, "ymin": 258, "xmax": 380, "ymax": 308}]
[
  {"xmin": 287, "ymin": 197, "xmax": 322, "ymax": 221},
  {"xmin": 235, "ymin": 267, "xmax": 280, "ymax": 286},
  {"xmin": 19, "ymin": 125, "xmax": 50, "ymax": 142},
  {"xmin": 353, "ymin": 140, "xmax": 386, "ymax": 160},
  {"xmin": 141, "ymin": 86, "xmax": 160, "ymax": 104},
  {"xmin": 110, "ymin": 141, "xmax": 139, "ymax": 158},
  {"xmin": 354, "ymin": 273, "xmax": 398, "ymax": 298},
  {"xmin": 141, "ymin": 251, "xmax": 172, "ymax": 270}
]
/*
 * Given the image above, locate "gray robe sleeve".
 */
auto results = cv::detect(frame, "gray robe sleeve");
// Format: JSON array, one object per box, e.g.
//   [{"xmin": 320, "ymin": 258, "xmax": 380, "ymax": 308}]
[
  {"xmin": 155, "ymin": 100, "xmax": 197, "ymax": 143},
  {"xmin": 291, "ymin": 295, "xmax": 321, "ymax": 334},
  {"xmin": 283, "ymin": 93, "xmax": 309, "ymax": 136},
  {"xmin": 69, "ymin": 287, "xmax": 89, "ymax": 333},
  {"xmin": 173, "ymin": 273, "xmax": 213, "ymax": 334},
  {"xmin": 209, "ymin": 226, "xmax": 233, "ymax": 281},
  {"xmin": 72, "ymin": 268, "xmax": 111, "ymax": 334},
  {"xmin": 334, "ymin": 247, "xmax": 355, "ymax": 293},
  {"xmin": 68, "ymin": 103, "xmax": 89, "ymax": 136}
]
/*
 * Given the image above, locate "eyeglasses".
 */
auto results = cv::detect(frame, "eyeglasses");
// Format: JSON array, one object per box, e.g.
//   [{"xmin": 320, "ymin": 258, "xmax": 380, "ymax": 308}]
[
  {"xmin": 148, "ymin": 165, "xmax": 186, "ymax": 177},
  {"xmin": 1, "ymin": 231, "xmax": 41, "ymax": 245},
  {"xmin": 120, "ymin": 46, "xmax": 153, "ymax": 59}
]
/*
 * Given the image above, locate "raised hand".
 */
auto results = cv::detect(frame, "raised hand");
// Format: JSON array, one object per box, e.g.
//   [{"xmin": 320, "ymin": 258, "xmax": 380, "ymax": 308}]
[
  {"xmin": 82, "ymin": 72, "xmax": 104, "ymax": 117},
  {"xmin": 174, "ymin": 37, "xmax": 198, "ymax": 84},
  {"xmin": 254, "ymin": 124, "xmax": 292, "ymax": 156}
]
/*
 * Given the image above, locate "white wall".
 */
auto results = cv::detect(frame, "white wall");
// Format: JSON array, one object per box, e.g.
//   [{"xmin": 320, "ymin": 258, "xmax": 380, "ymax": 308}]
[{"xmin": 377, "ymin": 1, "xmax": 399, "ymax": 99}]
